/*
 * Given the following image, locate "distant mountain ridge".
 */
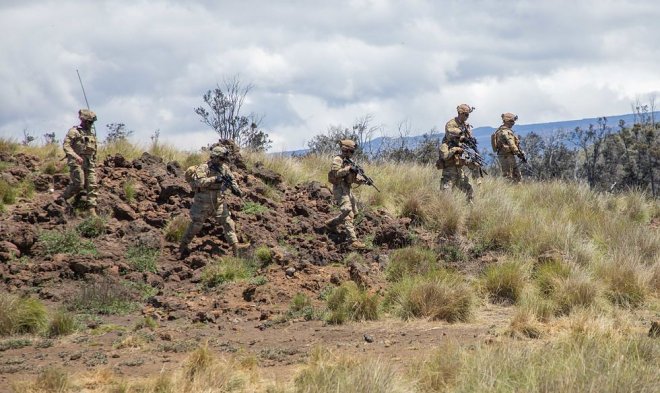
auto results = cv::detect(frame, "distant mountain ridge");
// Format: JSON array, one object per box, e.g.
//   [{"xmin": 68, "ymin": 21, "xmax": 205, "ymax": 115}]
[{"xmin": 278, "ymin": 111, "xmax": 659, "ymax": 156}]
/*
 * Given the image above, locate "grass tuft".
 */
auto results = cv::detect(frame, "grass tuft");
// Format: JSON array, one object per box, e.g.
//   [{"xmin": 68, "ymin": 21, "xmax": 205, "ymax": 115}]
[
  {"xmin": 39, "ymin": 229, "xmax": 97, "ymax": 256},
  {"xmin": 0, "ymin": 294, "xmax": 48, "ymax": 336},
  {"xmin": 241, "ymin": 201, "xmax": 269, "ymax": 215},
  {"xmin": 254, "ymin": 245, "xmax": 273, "ymax": 266},
  {"xmin": 47, "ymin": 310, "xmax": 78, "ymax": 337},
  {"xmin": 385, "ymin": 246, "xmax": 438, "ymax": 281},
  {"xmin": 75, "ymin": 215, "xmax": 107, "ymax": 238},
  {"xmin": 69, "ymin": 279, "xmax": 137, "ymax": 315},
  {"xmin": 325, "ymin": 282, "xmax": 379, "ymax": 324},
  {"xmin": 126, "ymin": 245, "xmax": 160, "ymax": 273},
  {"xmin": 163, "ymin": 215, "xmax": 190, "ymax": 243},
  {"xmin": 201, "ymin": 257, "xmax": 254, "ymax": 288},
  {"xmin": 482, "ymin": 260, "xmax": 528, "ymax": 304}
]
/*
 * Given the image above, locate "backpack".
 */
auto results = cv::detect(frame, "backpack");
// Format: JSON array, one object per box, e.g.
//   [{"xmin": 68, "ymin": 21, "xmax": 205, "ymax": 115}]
[
  {"xmin": 327, "ymin": 169, "xmax": 337, "ymax": 184},
  {"xmin": 491, "ymin": 129, "xmax": 501, "ymax": 153},
  {"xmin": 184, "ymin": 165, "xmax": 198, "ymax": 185}
]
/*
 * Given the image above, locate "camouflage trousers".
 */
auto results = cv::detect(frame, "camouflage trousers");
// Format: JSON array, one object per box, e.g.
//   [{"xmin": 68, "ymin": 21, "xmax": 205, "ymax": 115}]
[
  {"xmin": 62, "ymin": 155, "xmax": 98, "ymax": 207},
  {"xmin": 180, "ymin": 191, "xmax": 238, "ymax": 248},
  {"xmin": 327, "ymin": 187, "xmax": 358, "ymax": 242},
  {"xmin": 498, "ymin": 154, "xmax": 522, "ymax": 183},
  {"xmin": 441, "ymin": 165, "xmax": 474, "ymax": 202}
]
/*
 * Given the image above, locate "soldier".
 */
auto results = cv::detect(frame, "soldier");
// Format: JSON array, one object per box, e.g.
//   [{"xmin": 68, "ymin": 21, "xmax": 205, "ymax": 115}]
[
  {"xmin": 61, "ymin": 109, "xmax": 99, "ymax": 216},
  {"xmin": 179, "ymin": 146, "xmax": 246, "ymax": 258},
  {"xmin": 439, "ymin": 104, "xmax": 475, "ymax": 203},
  {"xmin": 325, "ymin": 139, "xmax": 367, "ymax": 249},
  {"xmin": 492, "ymin": 112, "xmax": 524, "ymax": 183}
]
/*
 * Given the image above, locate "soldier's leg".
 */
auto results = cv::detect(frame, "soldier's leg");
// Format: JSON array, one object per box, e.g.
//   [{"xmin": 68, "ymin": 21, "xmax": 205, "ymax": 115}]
[
  {"xmin": 326, "ymin": 189, "xmax": 351, "ymax": 228},
  {"xmin": 457, "ymin": 168, "xmax": 474, "ymax": 203},
  {"xmin": 83, "ymin": 156, "xmax": 98, "ymax": 207},
  {"xmin": 180, "ymin": 197, "xmax": 212, "ymax": 250},
  {"xmin": 511, "ymin": 160, "xmax": 522, "ymax": 183},
  {"xmin": 216, "ymin": 201, "xmax": 238, "ymax": 246},
  {"xmin": 61, "ymin": 160, "xmax": 84, "ymax": 200},
  {"xmin": 499, "ymin": 155, "xmax": 516, "ymax": 181},
  {"xmin": 440, "ymin": 167, "xmax": 458, "ymax": 191}
]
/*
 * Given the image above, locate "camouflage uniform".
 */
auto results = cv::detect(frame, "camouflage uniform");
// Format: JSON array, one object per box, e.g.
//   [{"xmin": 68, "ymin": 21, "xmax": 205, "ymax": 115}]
[
  {"xmin": 62, "ymin": 109, "xmax": 98, "ymax": 212},
  {"xmin": 180, "ymin": 147, "xmax": 243, "ymax": 256},
  {"xmin": 326, "ymin": 140, "xmax": 365, "ymax": 248},
  {"xmin": 440, "ymin": 104, "xmax": 474, "ymax": 202},
  {"xmin": 493, "ymin": 113, "xmax": 522, "ymax": 183}
]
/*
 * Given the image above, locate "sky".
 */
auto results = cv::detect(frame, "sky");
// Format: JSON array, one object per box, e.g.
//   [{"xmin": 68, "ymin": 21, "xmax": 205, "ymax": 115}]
[{"xmin": 1, "ymin": 0, "xmax": 659, "ymax": 152}]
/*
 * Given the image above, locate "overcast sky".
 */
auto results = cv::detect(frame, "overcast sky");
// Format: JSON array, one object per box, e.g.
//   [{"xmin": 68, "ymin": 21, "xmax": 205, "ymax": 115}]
[{"xmin": 1, "ymin": 0, "xmax": 659, "ymax": 152}]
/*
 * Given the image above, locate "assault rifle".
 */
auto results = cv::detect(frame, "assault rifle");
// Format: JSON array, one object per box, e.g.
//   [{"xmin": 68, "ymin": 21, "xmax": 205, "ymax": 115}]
[
  {"xmin": 209, "ymin": 163, "xmax": 242, "ymax": 197},
  {"xmin": 517, "ymin": 150, "xmax": 528, "ymax": 164},
  {"xmin": 343, "ymin": 157, "xmax": 381, "ymax": 192},
  {"xmin": 456, "ymin": 132, "xmax": 488, "ymax": 176}
]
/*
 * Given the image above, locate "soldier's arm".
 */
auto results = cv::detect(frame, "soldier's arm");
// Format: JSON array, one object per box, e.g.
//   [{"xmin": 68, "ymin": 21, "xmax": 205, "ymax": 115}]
[
  {"xmin": 503, "ymin": 131, "xmax": 520, "ymax": 154},
  {"xmin": 445, "ymin": 120, "xmax": 462, "ymax": 141},
  {"xmin": 62, "ymin": 128, "xmax": 82, "ymax": 161},
  {"xmin": 190, "ymin": 166, "xmax": 217, "ymax": 189},
  {"xmin": 331, "ymin": 156, "xmax": 351, "ymax": 178}
]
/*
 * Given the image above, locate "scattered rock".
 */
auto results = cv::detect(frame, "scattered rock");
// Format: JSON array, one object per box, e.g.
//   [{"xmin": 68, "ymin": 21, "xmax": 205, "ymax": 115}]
[
  {"xmin": 285, "ymin": 267, "xmax": 296, "ymax": 277},
  {"xmin": 364, "ymin": 334, "xmax": 374, "ymax": 343}
]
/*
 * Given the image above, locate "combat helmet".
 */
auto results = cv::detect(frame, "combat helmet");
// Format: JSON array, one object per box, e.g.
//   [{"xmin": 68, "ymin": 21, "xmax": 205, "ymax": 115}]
[
  {"xmin": 78, "ymin": 109, "xmax": 97, "ymax": 122},
  {"xmin": 339, "ymin": 139, "xmax": 357, "ymax": 152},
  {"xmin": 210, "ymin": 146, "xmax": 229, "ymax": 159}
]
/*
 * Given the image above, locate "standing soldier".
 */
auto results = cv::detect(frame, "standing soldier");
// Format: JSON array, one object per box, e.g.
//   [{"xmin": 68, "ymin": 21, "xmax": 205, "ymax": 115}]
[
  {"xmin": 325, "ymin": 139, "xmax": 367, "ymax": 249},
  {"xmin": 439, "ymin": 104, "xmax": 475, "ymax": 203},
  {"xmin": 492, "ymin": 113, "xmax": 525, "ymax": 183},
  {"xmin": 179, "ymin": 146, "xmax": 246, "ymax": 258},
  {"xmin": 61, "ymin": 109, "xmax": 98, "ymax": 216}
]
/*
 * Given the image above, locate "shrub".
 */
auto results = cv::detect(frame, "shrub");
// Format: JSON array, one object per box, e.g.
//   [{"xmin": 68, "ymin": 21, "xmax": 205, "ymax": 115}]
[
  {"xmin": 123, "ymin": 179, "xmax": 136, "ymax": 203},
  {"xmin": 399, "ymin": 193, "xmax": 427, "ymax": 224},
  {"xmin": 386, "ymin": 271, "xmax": 475, "ymax": 323},
  {"xmin": 325, "ymin": 282, "xmax": 380, "ymax": 324},
  {"xmin": 482, "ymin": 260, "xmax": 528, "ymax": 304},
  {"xmin": 76, "ymin": 216, "xmax": 107, "ymax": 238},
  {"xmin": 534, "ymin": 259, "xmax": 572, "ymax": 296},
  {"xmin": 286, "ymin": 293, "xmax": 317, "ymax": 321},
  {"xmin": 241, "ymin": 201, "xmax": 268, "ymax": 215},
  {"xmin": 385, "ymin": 246, "xmax": 438, "ymax": 281},
  {"xmin": 201, "ymin": 257, "xmax": 253, "ymax": 288},
  {"xmin": 254, "ymin": 245, "xmax": 273, "ymax": 266},
  {"xmin": 552, "ymin": 273, "xmax": 600, "ymax": 315},
  {"xmin": 126, "ymin": 245, "xmax": 160, "ymax": 273},
  {"xmin": 294, "ymin": 348, "xmax": 406, "ymax": 393},
  {"xmin": 164, "ymin": 215, "xmax": 190, "ymax": 243},
  {"xmin": 39, "ymin": 229, "xmax": 97, "ymax": 256},
  {"xmin": 69, "ymin": 279, "xmax": 137, "ymax": 315},
  {"xmin": 0, "ymin": 294, "xmax": 48, "ymax": 336},
  {"xmin": 600, "ymin": 261, "xmax": 646, "ymax": 308},
  {"xmin": 47, "ymin": 310, "xmax": 78, "ymax": 337}
]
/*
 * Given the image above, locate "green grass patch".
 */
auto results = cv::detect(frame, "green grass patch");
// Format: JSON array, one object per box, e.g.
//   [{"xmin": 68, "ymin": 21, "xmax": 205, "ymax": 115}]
[
  {"xmin": 385, "ymin": 270, "xmax": 475, "ymax": 323},
  {"xmin": 39, "ymin": 229, "xmax": 97, "ymax": 256},
  {"xmin": 385, "ymin": 246, "xmax": 438, "ymax": 281},
  {"xmin": 0, "ymin": 294, "xmax": 48, "ymax": 336},
  {"xmin": 47, "ymin": 310, "xmax": 78, "ymax": 337},
  {"xmin": 0, "ymin": 338, "xmax": 32, "ymax": 352},
  {"xmin": 254, "ymin": 245, "xmax": 273, "ymax": 266},
  {"xmin": 482, "ymin": 260, "xmax": 528, "ymax": 304},
  {"xmin": 325, "ymin": 282, "xmax": 380, "ymax": 325},
  {"xmin": 75, "ymin": 215, "xmax": 107, "ymax": 238},
  {"xmin": 69, "ymin": 280, "xmax": 138, "ymax": 315},
  {"xmin": 201, "ymin": 257, "xmax": 254, "ymax": 288},
  {"xmin": 164, "ymin": 214, "xmax": 190, "ymax": 243},
  {"xmin": 126, "ymin": 245, "xmax": 160, "ymax": 273},
  {"xmin": 0, "ymin": 179, "xmax": 17, "ymax": 204},
  {"xmin": 241, "ymin": 201, "xmax": 269, "ymax": 215},
  {"xmin": 123, "ymin": 179, "xmax": 136, "ymax": 203}
]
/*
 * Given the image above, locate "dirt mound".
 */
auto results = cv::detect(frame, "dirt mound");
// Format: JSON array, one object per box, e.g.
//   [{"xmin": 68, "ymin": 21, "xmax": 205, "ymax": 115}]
[{"xmin": 0, "ymin": 147, "xmax": 420, "ymax": 322}]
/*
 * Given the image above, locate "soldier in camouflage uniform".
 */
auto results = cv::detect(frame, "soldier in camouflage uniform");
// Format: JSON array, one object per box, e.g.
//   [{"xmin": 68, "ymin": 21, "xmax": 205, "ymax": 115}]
[
  {"xmin": 62, "ymin": 109, "xmax": 99, "ymax": 215},
  {"xmin": 179, "ymin": 146, "xmax": 246, "ymax": 258},
  {"xmin": 325, "ymin": 139, "xmax": 367, "ymax": 249},
  {"xmin": 492, "ymin": 113, "xmax": 523, "ymax": 183},
  {"xmin": 439, "ymin": 104, "xmax": 475, "ymax": 203}
]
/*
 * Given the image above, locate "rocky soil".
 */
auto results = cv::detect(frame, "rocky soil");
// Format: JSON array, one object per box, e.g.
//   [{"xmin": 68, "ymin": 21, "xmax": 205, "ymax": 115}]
[{"xmin": 0, "ymin": 144, "xmax": 508, "ymax": 386}]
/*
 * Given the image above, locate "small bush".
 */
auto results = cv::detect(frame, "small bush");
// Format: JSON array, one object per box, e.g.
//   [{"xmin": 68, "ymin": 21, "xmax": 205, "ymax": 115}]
[
  {"xmin": 0, "ymin": 179, "xmax": 17, "ymax": 204},
  {"xmin": 507, "ymin": 309, "xmax": 542, "ymax": 339},
  {"xmin": 39, "ymin": 229, "xmax": 97, "ymax": 256},
  {"xmin": 0, "ymin": 294, "xmax": 48, "ymax": 336},
  {"xmin": 241, "ymin": 201, "xmax": 268, "ymax": 215},
  {"xmin": 201, "ymin": 257, "xmax": 253, "ymax": 288},
  {"xmin": 47, "ymin": 310, "xmax": 78, "ymax": 337},
  {"xmin": 34, "ymin": 367, "xmax": 70, "ymax": 393},
  {"xmin": 552, "ymin": 273, "xmax": 600, "ymax": 315},
  {"xmin": 76, "ymin": 216, "xmax": 107, "ymax": 238},
  {"xmin": 41, "ymin": 161, "xmax": 60, "ymax": 175},
  {"xmin": 123, "ymin": 179, "xmax": 136, "ymax": 203},
  {"xmin": 385, "ymin": 246, "xmax": 438, "ymax": 281},
  {"xmin": 600, "ymin": 261, "xmax": 646, "ymax": 308},
  {"xmin": 254, "ymin": 245, "xmax": 273, "ymax": 266},
  {"xmin": 400, "ymin": 193, "xmax": 427, "ymax": 224},
  {"xmin": 386, "ymin": 271, "xmax": 475, "ymax": 323},
  {"xmin": 534, "ymin": 259, "xmax": 572, "ymax": 295},
  {"xmin": 482, "ymin": 260, "xmax": 528, "ymax": 304},
  {"xmin": 69, "ymin": 279, "xmax": 137, "ymax": 315},
  {"xmin": 164, "ymin": 215, "xmax": 190, "ymax": 243},
  {"xmin": 286, "ymin": 293, "xmax": 317, "ymax": 321},
  {"xmin": 325, "ymin": 282, "xmax": 379, "ymax": 324},
  {"xmin": 249, "ymin": 276, "xmax": 268, "ymax": 286},
  {"xmin": 126, "ymin": 245, "xmax": 160, "ymax": 273}
]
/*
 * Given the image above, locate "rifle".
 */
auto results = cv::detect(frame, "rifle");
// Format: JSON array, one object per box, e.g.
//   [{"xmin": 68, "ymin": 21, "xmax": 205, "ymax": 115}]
[
  {"xmin": 343, "ymin": 157, "xmax": 381, "ymax": 192},
  {"xmin": 209, "ymin": 163, "xmax": 242, "ymax": 196},
  {"xmin": 517, "ymin": 151, "xmax": 528, "ymax": 164},
  {"xmin": 456, "ymin": 131, "xmax": 488, "ymax": 176},
  {"xmin": 76, "ymin": 69, "xmax": 96, "ymax": 137}
]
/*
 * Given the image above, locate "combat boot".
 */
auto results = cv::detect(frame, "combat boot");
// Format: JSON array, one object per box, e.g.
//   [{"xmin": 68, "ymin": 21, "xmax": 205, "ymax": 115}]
[
  {"xmin": 324, "ymin": 218, "xmax": 338, "ymax": 232},
  {"xmin": 178, "ymin": 244, "xmax": 190, "ymax": 259},
  {"xmin": 350, "ymin": 240, "xmax": 366, "ymax": 250},
  {"xmin": 231, "ymin": 242, "xmax": 250, "ymax": 257}
]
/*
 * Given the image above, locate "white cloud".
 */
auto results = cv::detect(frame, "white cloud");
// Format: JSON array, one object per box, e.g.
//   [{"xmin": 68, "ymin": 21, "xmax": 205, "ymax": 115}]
[{"xmin": 1, "ymin": 0, "xmax": 659, "ymax": 151}]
